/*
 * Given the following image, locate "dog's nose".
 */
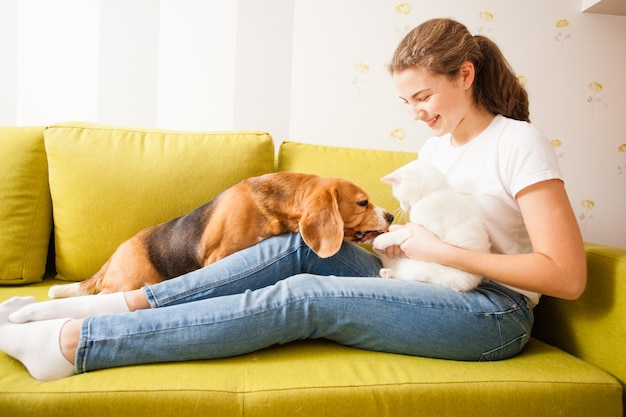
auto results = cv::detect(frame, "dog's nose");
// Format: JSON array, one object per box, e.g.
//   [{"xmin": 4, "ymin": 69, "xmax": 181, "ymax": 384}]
[{"xmin": 385, "ymin": 212, "xmax": 394, "ymax": 223}]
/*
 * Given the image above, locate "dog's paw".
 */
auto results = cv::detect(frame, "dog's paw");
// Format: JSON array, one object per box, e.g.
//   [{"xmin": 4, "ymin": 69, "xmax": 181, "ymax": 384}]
[{"xmin": 48, "ymin": 283, "xmax": 82, "ymax": 299}]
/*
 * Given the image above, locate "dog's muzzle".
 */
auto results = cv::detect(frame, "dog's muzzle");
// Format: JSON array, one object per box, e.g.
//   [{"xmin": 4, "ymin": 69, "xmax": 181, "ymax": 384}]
[
  {"xmin": 353, "ymin": 230, "xmax": 386, "ymax": 243},
  {"xmin": 351, "ymin": 210, "xmax": 393, "ymax": 243}
]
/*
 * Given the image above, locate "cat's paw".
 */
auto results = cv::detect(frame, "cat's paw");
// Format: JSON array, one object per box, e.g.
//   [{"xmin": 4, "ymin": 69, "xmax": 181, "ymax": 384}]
[
  {"xmin": 379, "ymin": 268, "xmax": 395, "ymax": 278},
  {"xmin": 372, "ymin": 234, "xmax": 390, "ymax": 250},
  {"xmin": 373, "ymin": 227, "xmax": 412, "ymax": 251}
]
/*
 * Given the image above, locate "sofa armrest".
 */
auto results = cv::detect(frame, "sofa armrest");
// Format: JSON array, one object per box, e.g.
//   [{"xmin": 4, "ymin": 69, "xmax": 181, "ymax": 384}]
[{"xmin": 533, "ymin": 242, "xmax": 626, "ymax": 403}]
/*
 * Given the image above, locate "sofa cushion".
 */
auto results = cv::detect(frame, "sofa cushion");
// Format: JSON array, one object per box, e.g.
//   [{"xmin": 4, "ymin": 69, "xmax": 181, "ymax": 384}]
[
  {"xmin": 0, "ymin": 127, "xmax": 52, "ymax": 285},
  {"xmin": 44, "ymin": 123, "xmax": 274, "ymax": 281},
  {"xmin": 533, "ymin": 242, "xmax": 626, "ymax": 409},
  {"xmin": 277, "ymin": 141, "xmax": 417, "ymax": 222},
  {"xmin": 0, "ymin": 325, "xmax": 621, "ymax": 417}
]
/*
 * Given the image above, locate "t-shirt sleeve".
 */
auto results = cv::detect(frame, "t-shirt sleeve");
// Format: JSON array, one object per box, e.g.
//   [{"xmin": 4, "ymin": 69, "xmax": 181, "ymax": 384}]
[{"xmin": 501, "ymin": 123, "xmax": 563, "ymax": 197}]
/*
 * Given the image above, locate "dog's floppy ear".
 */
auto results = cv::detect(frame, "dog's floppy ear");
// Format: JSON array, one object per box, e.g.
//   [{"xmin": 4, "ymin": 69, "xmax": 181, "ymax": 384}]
[{"xmin": 299, "ymin": 189, "xmax": 344, "ymax": 258}]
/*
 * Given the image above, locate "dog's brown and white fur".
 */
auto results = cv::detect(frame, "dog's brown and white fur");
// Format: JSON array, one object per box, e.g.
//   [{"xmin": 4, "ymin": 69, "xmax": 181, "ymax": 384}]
[{"xmin": 49, "ymin": 172, "xmax": 393, "ymax": 298}]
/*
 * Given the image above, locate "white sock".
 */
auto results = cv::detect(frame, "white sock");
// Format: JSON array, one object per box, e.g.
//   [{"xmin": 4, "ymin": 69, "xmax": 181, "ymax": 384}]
[
  {"xmin": 0, "ymin": 297, "xmax": 75, "ymax": 381},
  {"xmin": 9, "ymin": 292, "xmax": 130, "ymax": 323}
]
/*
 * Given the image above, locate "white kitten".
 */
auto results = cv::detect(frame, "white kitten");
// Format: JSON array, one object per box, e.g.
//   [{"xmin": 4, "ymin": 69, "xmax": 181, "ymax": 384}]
[{"xmin": 372, "ymin": 160, "xmax": 490, "ymax": 292}]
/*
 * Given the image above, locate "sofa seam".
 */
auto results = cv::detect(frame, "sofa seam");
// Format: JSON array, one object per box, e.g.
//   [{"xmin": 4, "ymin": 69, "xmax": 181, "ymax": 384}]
[
  {"xmin": 2, "ymin": 380, "xmax": 620, "ymax": 396},
  {"xmin": 46, "ymin": 124, "xmax": 272, "ymax": 138}
]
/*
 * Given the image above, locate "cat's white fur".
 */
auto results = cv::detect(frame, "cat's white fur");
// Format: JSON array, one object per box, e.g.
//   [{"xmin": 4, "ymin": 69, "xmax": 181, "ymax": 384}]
[{"xmin": 372, "ymin": 160, "xmax": 491, "ymax": 291}]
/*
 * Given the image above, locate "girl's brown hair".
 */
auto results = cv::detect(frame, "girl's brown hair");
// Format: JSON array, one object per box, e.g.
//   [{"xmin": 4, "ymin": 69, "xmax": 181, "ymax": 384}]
[{"xmin": 389, "ymin": 18, "xmax": 529, "ymax": 122}]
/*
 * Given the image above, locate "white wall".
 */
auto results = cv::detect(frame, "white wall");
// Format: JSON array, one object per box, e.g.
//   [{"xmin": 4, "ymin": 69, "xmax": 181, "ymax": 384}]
[
  {"xmin": 14, "ymin": 0, "xmax": 100, "ymax": 124},
  {"xmin": 1, "ymin": 0, "xmax": 625, "ymax": 248},
  {"xmin": 0, "ymin": 0, "xmax": 17, "ymax": 123}
]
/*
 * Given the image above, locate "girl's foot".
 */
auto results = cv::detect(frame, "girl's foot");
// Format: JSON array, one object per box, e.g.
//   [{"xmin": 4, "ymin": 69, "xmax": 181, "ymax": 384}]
[{"xmin": 0, "ymin": 297, "xmax": 75, "ymax": 381}]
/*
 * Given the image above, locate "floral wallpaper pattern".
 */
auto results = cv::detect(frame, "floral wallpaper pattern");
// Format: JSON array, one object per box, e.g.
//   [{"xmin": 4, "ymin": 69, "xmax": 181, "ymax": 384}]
[
  {"xmin": 477, "ymin": 11, "xmax": 495, "ymax": 33},
  {"xmin": 619, "ymin": 144, "xmax": 626, "ymax": 176},
  {"xmin": 1, "ymin": 0, "xmax": 624, "ymax": 247},
  {"xmin": 587, "ymin": 81, "xmax": 603, "ymax": 115},
  {"xmin": 555, "ymin": 19, "xmax": 572, "ymax": 52}
]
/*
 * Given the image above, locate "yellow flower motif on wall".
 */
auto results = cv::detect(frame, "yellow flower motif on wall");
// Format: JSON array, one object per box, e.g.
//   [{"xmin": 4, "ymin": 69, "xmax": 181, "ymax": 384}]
[
  {"xmin": 395, "ymin": 3, "xmax": 412, "ymax": 15},
  {"xmin": 354, "ymin": 63, "xmax": 370, "ymax": 74},
  {"xmin": 580, "ymin": 200, "xmax": 596, "ymax": 210},
  {"xmin": 581, "ymin": 199, "xmax": 595, "ymax": 210},
  {"xmin": 550, "ymin": 138, "xmax": 564, "ymax": 158},
  {"xmin": 579, "ymin": 199, "xmax": 596, "ymax": 235},
  {"xmin": 352, "ymin": 63, "xmax": 370, "ymax": 93},
  {"xmin": 618, "ymin": 143, "xmax": 626, "ymax": 176},
  {"xmin": 555, "ymin": 19, "xmax": 572, "ymax": 52},
  {"xmin": 589, "ymin": 81, "xmax": 603, "ymax": 92},
  {"xmin": 479, "ymin": 11, "xmax": 494, "ymax": 22},
  {"xmin": 478, "ymin": 11, "xmax": 494, "ymax": 33},
  {"xmin": 587, "ymin": 81, "xmax": 603, "ymax": 115},
  {"xmin": 389, "ymin": 128, "xmax": 407, "ymax": 141},
  {"xmin": 393, "ymin": 4, "xmax": 412, "ymax": 38},
  {"xmin": 556, "ymin": 19, "xmax": 570, "ymax": 28}
]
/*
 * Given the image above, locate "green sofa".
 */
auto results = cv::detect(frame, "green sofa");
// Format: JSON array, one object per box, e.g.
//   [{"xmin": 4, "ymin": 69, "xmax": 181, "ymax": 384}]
[{"xmin": 0, "ymin": 123, "xmax": 624, "ymax": 417}]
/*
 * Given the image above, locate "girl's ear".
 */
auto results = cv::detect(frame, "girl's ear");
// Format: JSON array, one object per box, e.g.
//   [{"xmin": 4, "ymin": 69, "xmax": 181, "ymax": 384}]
[{"xmin": 460, "ymin": 61, "xmax": 475, "ymax": 89}]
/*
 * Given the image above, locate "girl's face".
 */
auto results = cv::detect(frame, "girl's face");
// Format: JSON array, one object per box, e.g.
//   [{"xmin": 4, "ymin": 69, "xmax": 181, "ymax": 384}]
[{"xmin": 392, "ymin": 67, "xmax": 471, "ymax": 140}]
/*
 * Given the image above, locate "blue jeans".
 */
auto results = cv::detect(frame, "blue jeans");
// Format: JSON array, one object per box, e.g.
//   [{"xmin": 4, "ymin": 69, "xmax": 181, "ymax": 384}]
[{"xmin": 75, "ymin": 233, "xmax": 533, "ymax": 373}]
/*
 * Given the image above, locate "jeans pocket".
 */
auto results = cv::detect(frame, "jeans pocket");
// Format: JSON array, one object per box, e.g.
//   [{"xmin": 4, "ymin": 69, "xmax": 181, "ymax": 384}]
[
  {"xmin": 479, "ymin": 331, "xmax": 530, "ymax": 361},
  {"xmin": 478, "ymin": 298, "xmax": 533, "ymax": 362}
]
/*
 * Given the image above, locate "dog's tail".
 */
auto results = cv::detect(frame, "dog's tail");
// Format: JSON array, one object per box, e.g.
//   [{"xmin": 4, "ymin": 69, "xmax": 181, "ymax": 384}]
[{"xmin": 48, "ymin": 259, "xmax": 110, "ymax": 299}]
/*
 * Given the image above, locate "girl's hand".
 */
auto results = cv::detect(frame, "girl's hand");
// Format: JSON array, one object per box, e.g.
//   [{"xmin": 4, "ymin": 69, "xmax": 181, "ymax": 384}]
[
  {"xmin": 374, "ymin": 242, "xmax": 405, "ymax": 259},
  {"xmin": 399, "ymin": 223, "xmax": 448, "ymax": 263}
]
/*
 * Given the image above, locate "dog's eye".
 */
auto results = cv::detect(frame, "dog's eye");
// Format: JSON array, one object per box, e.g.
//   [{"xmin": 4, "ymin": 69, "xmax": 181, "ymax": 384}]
[{"xmin": 357, "ymin": 200, "xmax": 369, "ymax": 207}]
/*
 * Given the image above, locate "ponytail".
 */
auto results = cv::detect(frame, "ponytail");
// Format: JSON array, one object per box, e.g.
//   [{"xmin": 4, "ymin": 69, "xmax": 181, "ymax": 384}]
[{"xmin": 473, "ymin": 36, "xmax": 529, "ymax": 122}]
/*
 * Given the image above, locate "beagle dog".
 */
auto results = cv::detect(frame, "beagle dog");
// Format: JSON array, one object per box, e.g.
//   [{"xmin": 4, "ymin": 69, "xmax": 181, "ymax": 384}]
[{"xmin": 49, "ymin": 172, "xmax": 394, "ymax": 298}]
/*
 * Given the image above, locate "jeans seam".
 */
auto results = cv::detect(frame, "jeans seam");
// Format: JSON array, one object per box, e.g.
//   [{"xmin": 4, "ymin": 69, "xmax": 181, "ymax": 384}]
[
  {"xmin": 327, "ymin": 246, "xmax": 381, "ymax": 277},
  {"xmin": 76, "ymin": 317, "xmax": 92, "ymax": 374},
  {"xmin": 479, "ymin": 332, "xmax": 529, "ymax": 362}
]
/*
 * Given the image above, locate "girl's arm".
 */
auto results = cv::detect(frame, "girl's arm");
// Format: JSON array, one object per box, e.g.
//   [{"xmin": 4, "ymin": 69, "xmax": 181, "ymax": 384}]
[{"xmin": 400, "ymin": 179, "xmax": 587, "ymax": 300}]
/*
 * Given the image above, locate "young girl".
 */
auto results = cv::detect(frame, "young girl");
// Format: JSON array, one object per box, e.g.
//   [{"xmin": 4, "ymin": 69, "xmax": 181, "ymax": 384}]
[{"xmin": 0, "ymin": 18, "xmax": 586, "ymax": 381}]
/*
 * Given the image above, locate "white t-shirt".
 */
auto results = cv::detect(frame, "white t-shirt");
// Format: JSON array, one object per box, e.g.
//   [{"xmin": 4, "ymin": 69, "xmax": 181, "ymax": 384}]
[{"xmin": 418, "ymin": 115, "xmax": 563, "ymax": 305}]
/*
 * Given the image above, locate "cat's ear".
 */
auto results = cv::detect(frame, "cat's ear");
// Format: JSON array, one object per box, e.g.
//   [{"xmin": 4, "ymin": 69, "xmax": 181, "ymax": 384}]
[{"xmin": 381, "ymin": 172, "xmax": 399, "ymax": 184}]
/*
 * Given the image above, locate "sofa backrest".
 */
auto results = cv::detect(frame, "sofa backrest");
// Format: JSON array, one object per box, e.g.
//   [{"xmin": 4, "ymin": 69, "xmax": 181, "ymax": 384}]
[
  {"xmin": 1, "ymin": 124, "xmax": 416, "ymax": 285},
  {"xmin": 44, "ymin": 123, "xmax": 275, "ymax": 281}
]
